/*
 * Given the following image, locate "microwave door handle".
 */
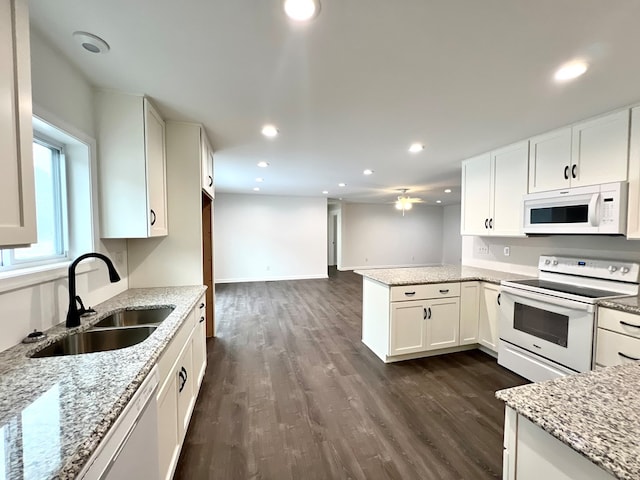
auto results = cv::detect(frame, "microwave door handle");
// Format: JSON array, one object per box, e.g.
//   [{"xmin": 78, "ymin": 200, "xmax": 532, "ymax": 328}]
[{"xmin": 588, "ymin": 193, "xmax": 600, "ymax": 226}]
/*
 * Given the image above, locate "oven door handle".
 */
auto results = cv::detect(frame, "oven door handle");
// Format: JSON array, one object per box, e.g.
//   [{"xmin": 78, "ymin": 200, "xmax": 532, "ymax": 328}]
[{"xmin": 500, "ymin": 285, "xmax": 595, "ymax": 313}]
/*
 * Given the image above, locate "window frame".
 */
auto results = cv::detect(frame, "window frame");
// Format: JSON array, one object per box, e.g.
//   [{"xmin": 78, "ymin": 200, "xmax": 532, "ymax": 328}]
[{"xmin": 0, "ymin": 132, "xmax": 70, "ymax": 271}]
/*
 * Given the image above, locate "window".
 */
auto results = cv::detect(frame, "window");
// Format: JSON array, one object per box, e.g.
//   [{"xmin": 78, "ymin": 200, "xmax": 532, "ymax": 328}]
[{"xmin": 0, "ymin": 136, "xmax": 68, "ymax": 270}]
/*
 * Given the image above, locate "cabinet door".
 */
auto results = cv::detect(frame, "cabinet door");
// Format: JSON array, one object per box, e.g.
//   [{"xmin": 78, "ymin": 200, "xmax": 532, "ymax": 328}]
[
  {"xmin": 157, "ymin": 375, "xmax": 179, "ymax": 480},
  {"xmin": 201, "ymin": 131, "xmax": 214, "ymax": 199},
  {"xmin": 144, "ymin": 98, "xmax": 168, "ymax": 236},
  {"xmin": 491, "ymin": 141, "xmax": 529, "ymax": 236},
  {"xmin": 176, "ymin": 336, "xmax": 195, "ymax": 442},
  {"xmin": 0, "ymin": 0, "xmax": 36, "ymax": 247},
  {"xmin": 461, "ymin": 153, "xmax": 492, "ymax": 235},
  {"xmin": 459, "ymin": 282, "xmax": 480, "ymax": 345},
  {"xmin": 479, "ymin": 283, "xmax": 500, "ymax": 352},
  {"xmin": 425, "ymin": 297, "xmax": 460, "ymax": 350},
  {"xmin": 192, "ymin": 300, "xmax": 207, "ymax": 388},
  {"xmin": 389, "ymin": 300, "xmax": 428, "ymax": 356},
  {"xmin": 571, "ymin": 109, "xmax": 630, "ymax": 188},
  {"xmin": 627, "ymin": 107, "xmax": 640, "ymax": 238},
  {"xmin": 528, "ymin": 127, "xmax": 572, "ymax": 193},
  {"xmin": 595, "ymin": 328, "xmax": 640, "ymax": 368}
]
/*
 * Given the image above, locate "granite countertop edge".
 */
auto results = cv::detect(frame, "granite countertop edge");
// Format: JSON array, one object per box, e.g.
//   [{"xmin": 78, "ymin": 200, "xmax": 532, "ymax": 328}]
[
  {"xmin": 495, "ymin": 363, "xmax": 640, "ymax": 480},
  {"xmin": 0, "ymin": 285, "xmax": 206, "ymax": 480}
]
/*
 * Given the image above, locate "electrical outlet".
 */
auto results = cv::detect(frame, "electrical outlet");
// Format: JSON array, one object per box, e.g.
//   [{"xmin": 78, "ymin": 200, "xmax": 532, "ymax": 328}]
[
  {"xmin": 266, "ymin": 265, "xmax": 270, "ymax": 271},
  {"xmin": 504, "ymin": 246, "xmax": 510, "ymax": 257},
  {"xmin": 114, "ymin": 251, "xmax": 124, "ymax": 265},
  {"xmin": 477, "ymin": 246, "xmax": 489, "ymax": 255}
]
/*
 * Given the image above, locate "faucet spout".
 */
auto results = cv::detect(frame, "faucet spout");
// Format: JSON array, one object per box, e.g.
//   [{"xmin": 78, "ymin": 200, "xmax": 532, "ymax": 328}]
[{"xmin": 66, "ymin": 253, "xmax": 121, "ymax": 328}]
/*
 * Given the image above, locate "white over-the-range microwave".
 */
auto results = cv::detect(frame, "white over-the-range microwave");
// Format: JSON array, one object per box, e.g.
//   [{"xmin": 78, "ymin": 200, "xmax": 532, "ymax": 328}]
[{"xmin": 523, "ymin": 181, "xmax": 628, "ymax": 235}]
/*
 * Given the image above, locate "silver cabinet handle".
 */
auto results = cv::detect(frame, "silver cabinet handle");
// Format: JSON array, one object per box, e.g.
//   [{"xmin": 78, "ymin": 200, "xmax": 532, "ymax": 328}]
[{"xmin": 618, "ymin": 352, "xmax": 640, "ymax": 361}]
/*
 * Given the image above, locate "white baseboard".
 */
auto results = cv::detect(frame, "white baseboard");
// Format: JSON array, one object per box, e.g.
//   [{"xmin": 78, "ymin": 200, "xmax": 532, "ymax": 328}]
[{"xmin": 215, "ymin": 273, "xmax": 328, "ymax": 284}]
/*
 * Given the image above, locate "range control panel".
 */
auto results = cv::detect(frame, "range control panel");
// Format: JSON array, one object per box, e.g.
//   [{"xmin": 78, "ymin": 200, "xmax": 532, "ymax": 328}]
[{"xmin": 538, "ymin": 255, "xmax": 640, "ymax": 283}]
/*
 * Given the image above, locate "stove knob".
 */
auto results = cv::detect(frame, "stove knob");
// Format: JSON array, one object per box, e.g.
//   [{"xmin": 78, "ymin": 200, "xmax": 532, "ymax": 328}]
[
  {"xmin": 552, "ymin": 260, "xmax": 558, "ymax": 266},
  {"xmin": 621, "ymin": 266, "xmax": 630, "ymax": 274},
  {"xmin": 608, "ymin": 265, "xmax": 618, "ymax": 273},
  {"xmin": 544, "ymin": 259, "xmax": 551, "ymax": 265}
]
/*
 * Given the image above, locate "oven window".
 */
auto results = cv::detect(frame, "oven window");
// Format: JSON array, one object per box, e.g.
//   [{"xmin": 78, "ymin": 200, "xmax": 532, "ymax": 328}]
[
  {"xmin": 530, "ymin": 205, "xmax": 588, "ymax": 224},
  {"xmin": 513, "ymin": 303, "xmax": 569, "ymax": 347}
]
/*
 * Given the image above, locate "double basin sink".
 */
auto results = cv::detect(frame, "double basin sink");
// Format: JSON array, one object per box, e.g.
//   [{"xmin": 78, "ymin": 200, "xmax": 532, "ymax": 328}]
[{"xmin": 32, "ymin": 307, "xmax": 174, "ymax": 358}]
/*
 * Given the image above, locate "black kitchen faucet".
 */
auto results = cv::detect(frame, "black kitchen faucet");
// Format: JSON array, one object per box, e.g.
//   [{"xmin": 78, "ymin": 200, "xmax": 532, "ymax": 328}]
[{"xmin": 66, "ymin": 253, "xmax": 121, "ymax": 328}]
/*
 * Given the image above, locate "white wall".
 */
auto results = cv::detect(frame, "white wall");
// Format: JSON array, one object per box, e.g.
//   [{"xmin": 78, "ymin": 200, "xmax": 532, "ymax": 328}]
[
  {"xmin": 340, "ymin": 203, "xmax": 444, "ymax": 270},
  {"xmin": 442, "ymin": 204, "xmax": 462, "ymax": 265},
  {"xmin": 462, "ymin": 235, "xmax": 640, "ymax": 276},
  {"xmin": 214, "ymin": 194, "xmax": 327, "ymax": 283},
  {"xmin": 0, "ymin": 29, "xmax": 128, "ymax": 352}
]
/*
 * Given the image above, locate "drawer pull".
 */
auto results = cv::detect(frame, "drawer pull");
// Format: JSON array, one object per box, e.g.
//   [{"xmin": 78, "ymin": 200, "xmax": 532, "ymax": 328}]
[
  {"xmin": 439, "ymin": 289, "xmax": 449, "ymax": 294},
  {"xmin": 200, "ymin": 316, "xmax": 205, "ymax": 323},
  {"xmin": 620, "ymin": 320, "xmax": 640, "ymax": 329},
  {"xmin": 618, "ymin": 352, "xmax": 640, "ymax": 362},
  {"xmin": 404, "ymin": 291, "xmax": 416, "ymax": 296}
]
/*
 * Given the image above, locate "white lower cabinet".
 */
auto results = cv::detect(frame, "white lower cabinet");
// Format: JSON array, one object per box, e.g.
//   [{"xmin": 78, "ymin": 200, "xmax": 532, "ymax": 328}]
[
  {"xmin": 157, "ymin": 293, "xmax": 207, "ymax": 480},
  {"xmin": 193, "ymin": 300, "xmax": 207, "ymax": 387},
  {"xmin": 390, "ymin": 300, "xmax": 429, "ymax": 356},
  {"xmin": 426, "ymin": 298, "xmax": 460, "ymax": 350},
  {"xmin": 478, "ymin": 283, "xmax": 500, "ymax": 352},
  {"xmin": 503, "ymin": 407, "xmax": 614, "ymax": 480},
  {"xmin": 459, "ymin": 281, "xmax": 480, "ymax": 345},
  {"xmin": 595, "ymin": 307, "xmax": 640, "ymax": 367}
]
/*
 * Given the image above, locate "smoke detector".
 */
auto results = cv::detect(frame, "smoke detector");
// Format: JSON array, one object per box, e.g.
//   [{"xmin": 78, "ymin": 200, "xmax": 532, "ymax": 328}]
[{"xmin": 72, "ymin": 31, "xmax": 110, "ymax": 54}]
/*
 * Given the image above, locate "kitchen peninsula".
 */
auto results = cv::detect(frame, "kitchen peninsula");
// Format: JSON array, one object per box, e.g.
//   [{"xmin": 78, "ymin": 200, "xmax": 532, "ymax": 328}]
[{"xmin": 355, "ymin": 265, "xmax": 532, "ymax": 363}]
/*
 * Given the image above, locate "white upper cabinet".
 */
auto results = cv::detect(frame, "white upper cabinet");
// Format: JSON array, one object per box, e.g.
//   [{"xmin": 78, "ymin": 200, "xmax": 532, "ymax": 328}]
[
  {"xmin": 528, "ymin": 110, "xmax": 629, "ymax": 193},
  {"xmin": 97, "ymin": 91, "xmax": 168, "ymax": 238},
  {"xmin": 201, "ymin": 131, "xmax": 214, "ymax": 199},
  {"xmin": 0, "ymin": 0, "xmax": 36, "ymax": 247},
  {"xmin": 627, "ymin": 106, "xmax": 640, "ymax": 239},
  {"xmin": 528, "ymin": 127, "xmax": 572, "ymax": 193},
  {"xmin": 461, "ymin": 153, "xmax": 491, "ymax": 235},
  {"xmin": 461, "ymin": 141, "xmax": 528, "ymax": 237},
  {"xmin": 571, "ymin": 109, "xmax": 630, "ymax": 187}
]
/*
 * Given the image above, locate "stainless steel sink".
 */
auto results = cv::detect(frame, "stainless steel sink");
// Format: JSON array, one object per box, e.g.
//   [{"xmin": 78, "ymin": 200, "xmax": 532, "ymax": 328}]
[
  {"xmin": 91, "ymin": 307, "xmax": 174, "ymax": 329},
  {"xmin": 31, "ymin": 326, "xmax": 157, "ymax": 358}
]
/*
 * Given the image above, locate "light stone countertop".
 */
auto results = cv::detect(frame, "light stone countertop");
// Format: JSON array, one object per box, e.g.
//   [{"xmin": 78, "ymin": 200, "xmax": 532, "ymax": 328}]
[
  {"xmin": 598, "ymin": 294, "xmax": 640, "ymax": 315},
  {"xmin": 354, "ymin": 264, "xmax": 534, "ymax": 286},
  {"xmin": 496, "ymin": 363, "xmax": 640, "ymax": 480},
  {"xmin": 0, "ymin": 285, "xmax": 206, "ymax": 480}
]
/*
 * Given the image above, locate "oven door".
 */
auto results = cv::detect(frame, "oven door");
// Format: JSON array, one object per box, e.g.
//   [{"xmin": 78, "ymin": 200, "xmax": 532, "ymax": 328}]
[{"xmin": 499, "ymin": 285, "xmax": 595, "ymax": 372}]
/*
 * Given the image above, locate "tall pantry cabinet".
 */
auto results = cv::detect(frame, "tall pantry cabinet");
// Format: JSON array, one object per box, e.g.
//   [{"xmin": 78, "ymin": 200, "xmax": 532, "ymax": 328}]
[{"xmin": 127, "ymin": 122, "xmax": 216, "ymax": 336}]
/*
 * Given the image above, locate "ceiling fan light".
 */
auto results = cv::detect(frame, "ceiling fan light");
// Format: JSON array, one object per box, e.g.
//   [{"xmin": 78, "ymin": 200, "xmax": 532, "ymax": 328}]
[
  {"xmin": 404, "ymin": 202, "xmax": 412, "ymax": 210},
  {"xmin": 395, "ymin": 201, "xmax": 403, "ymax": 210}
]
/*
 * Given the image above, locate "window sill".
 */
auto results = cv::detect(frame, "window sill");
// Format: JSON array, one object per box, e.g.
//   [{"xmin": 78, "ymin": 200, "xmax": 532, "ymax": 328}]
[{"xmin": 0, "ymin": 260, "xmax": 97, "ymax": 295}]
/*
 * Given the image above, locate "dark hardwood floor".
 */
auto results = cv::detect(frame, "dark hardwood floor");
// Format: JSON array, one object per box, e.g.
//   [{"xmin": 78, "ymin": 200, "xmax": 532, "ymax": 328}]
[{"xmin": 174, "ymin": 268, "xmax": 527, "ymax": 480}]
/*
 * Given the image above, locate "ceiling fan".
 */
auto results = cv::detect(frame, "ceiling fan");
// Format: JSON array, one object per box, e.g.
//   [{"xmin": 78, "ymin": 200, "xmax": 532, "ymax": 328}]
[{"xmin": 394, "ymin": 188, "xmax": 423, "ymax": 216}]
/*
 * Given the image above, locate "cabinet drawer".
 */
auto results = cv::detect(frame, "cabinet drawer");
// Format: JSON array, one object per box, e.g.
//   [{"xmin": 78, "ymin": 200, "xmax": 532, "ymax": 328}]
[
  {"xmin": 598, "ymin": 308, "xmax": 640, "ymax": 339},
  {"xmin": 596, "ymin": 328, "xmax": 640, "ymax": 367},
  {"xmin": 390, "ymin": 282, "xmax": 460, "ymax": 302},
  {"xmin": 158, "ymin": 309, "xmax": 196, "ymax": 384}
]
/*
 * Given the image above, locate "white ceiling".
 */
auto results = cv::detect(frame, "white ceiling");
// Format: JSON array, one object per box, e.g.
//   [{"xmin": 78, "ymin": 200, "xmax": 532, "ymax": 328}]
[{"xmin": 28, "ymin": 0, "xmax": 640, "ymax": 205}]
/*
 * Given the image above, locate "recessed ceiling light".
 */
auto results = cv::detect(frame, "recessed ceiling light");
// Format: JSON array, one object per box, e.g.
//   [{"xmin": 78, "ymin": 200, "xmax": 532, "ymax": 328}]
[
  {"xmin": 444, "ymin": 188, "xmax": 452, "ymax": 193},
  {"xmin": 253, "ymin": 187, "xmax": 260, "ymax": 192},
  {"xmin": 436, "ymin": 200, "xmax": 442, "ymax": 204},
  {"xmin": 363, "ymin": 169, "xmax": 374, "ymax": 175},
  {"xmin": 322, "ymin": 190, "xmax": 329, "ymax": 194},
  {"xmin": 261, "ymin": 125, "xmax": 279, "ymax": 138},
  {"xmin": 255, "ymin": 177, "xmax": 264, "ymax": 182},
  {"xmin": 554, "ymin": 61, "xmax": 588, "ymax": 82},
  {"xmin": 257, "ymin": 161, "xmax": 270, "ymax": 168},
  {"xmin": 72, "ymin": 31, "xmax": 110, "ymax": 54},
  {"xmin": 408, "ymin": 143, "xmax": 424, "ymax": 153},
  {"xmin": 284, "ymin": 0, "xmax": 320, "ymax": 21},
  {"xmin": 338, "ymin": 183, "xmax": 346, "ymax": 187}
]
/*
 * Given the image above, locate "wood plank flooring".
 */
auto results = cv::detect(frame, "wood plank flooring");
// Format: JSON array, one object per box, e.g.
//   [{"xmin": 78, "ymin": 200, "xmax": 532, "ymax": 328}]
[{"xmin": 174, "ymin": 269, "xmax": 528, "ymax": 480}]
